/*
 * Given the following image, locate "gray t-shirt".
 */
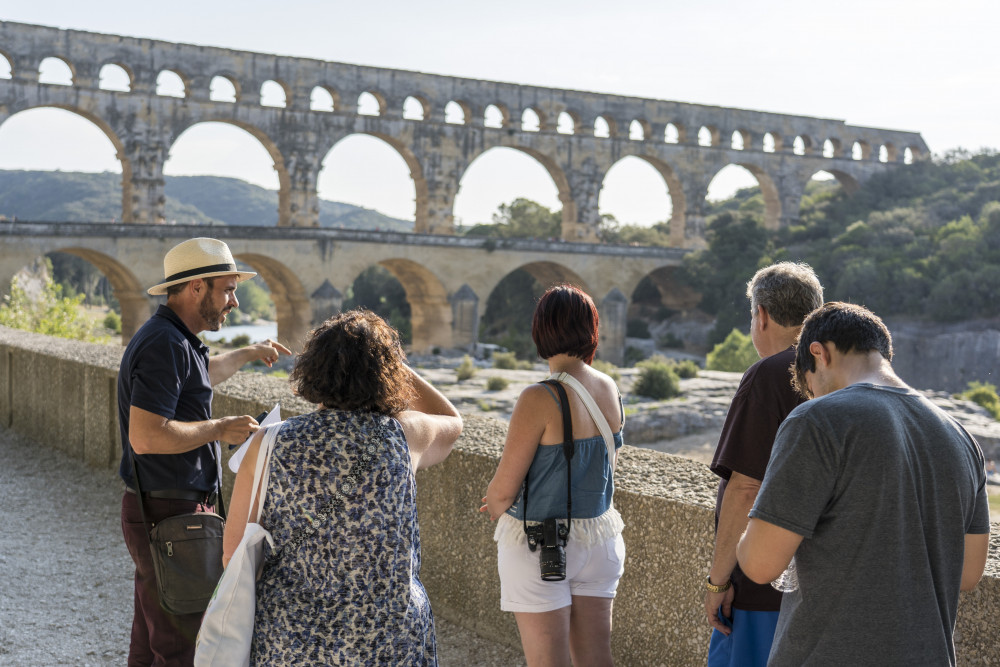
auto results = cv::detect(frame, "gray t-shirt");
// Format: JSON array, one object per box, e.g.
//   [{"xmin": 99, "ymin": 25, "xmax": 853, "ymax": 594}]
[{"xmin": 750, "ymin": 383, "xmax": 990, "ymax": 667}]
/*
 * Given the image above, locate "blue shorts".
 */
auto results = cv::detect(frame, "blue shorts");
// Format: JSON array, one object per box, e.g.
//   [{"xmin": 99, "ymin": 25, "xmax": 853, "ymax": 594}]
[{"xmin": 707, "ymin": 607, "xmax": 780, "ymax": 667}]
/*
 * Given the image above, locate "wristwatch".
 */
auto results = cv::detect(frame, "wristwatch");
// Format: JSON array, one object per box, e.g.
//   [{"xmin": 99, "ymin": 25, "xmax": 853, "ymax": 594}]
[{"xmin": 705, "ymin": 575, "xmax": 732, "ymax": 593}]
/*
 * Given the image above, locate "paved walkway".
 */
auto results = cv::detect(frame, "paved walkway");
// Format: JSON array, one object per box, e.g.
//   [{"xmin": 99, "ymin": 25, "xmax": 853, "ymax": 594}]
[{"xmin": 0, "ymin": 425, "xmax": 524, "ymax": 666}]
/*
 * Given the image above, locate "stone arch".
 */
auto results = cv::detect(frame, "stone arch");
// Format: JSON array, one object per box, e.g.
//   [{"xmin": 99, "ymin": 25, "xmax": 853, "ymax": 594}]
[
  {"xmin": 445, "ymin": 100, "xmax": 470, "ymax": 124},
  {"xmin": 457, "ymin": 144, "xmax": 570, "ymax": 237},
  {"xmin": 165, "ymin": 118, "xmax": 289, "ymax": 223},
  {"xmin": 357, "ymin": 90, "xmax": 386, "ymax": 116},
  {"xmin": 823, "ymin": 138, "xmax": 842, "ymax": 158},
  {"xmin": 209, "ymin": 73, "xmax": 240, "ymax": 102},
  {"xmin": 156, "ymin": 69, "xmax": 188, "ymax": 98},
  {"xmin": 880, "ymin": 142, "xmax": 897, "ymax": 163},
  {"xmin": 521, "ymin": 107, "xmax": 543, "ymax": 132},
  {"xmin": 230, "ymin": 253, "xmax": 310, "ymax": 350},
  {"xmin": 98, "ymin": 62, "xmax": 132, "ymax": 92},
  {"xmin": 403, "ymin": 95, "xmax": 429, "ymax": 120},
  {"xmin": 557, "ymin": 110, "xmax": 579, "ymax": 135},
  {"xmin": 370, "ymin": 258, "xmax": 451, "ymax": 352},
  {"xmin": 698, "ymin": 125, "xmax": 718, "ymax": 147},
  {"xmin": 29, "ymin": 246, "xmax": 149, "ymax": 343},
  {"xmin": 731, "ymin": 129, "xmax": 750, "ymax": 151},
  {"xmin": 260, "ymin": 79, "xmax": 289, "ymax": 108},
  {"xmin": 629, "ymin": 119, "xmax": 650, "ymax": 141},
  {"xmin": 793, "ymin": 135, "xmax": 810, "ymax": 156},
  {"xmin": 38, "ymin": 55, "xmax": 75, "ymax": 85},
  {"xmin": 0, "ymin": 49, "xmax": 13, "ymax": 78},
  {"xmin": 0, "ymin": 105, "xmax": 129, "ymax": 217},
  {"xmin": 594, "ymin": 114, "xmax": 615, "ymax": 138},
  {"xmin": 763, "ymin": 132, "xmax": 783, "ymax": 153},
  {"xmin": 484, "ymin": 103, "xmax": 509, "ymax": 128},
  {"xmin": 319, "ymin": 131, "xmax": 424, "ymax": 230},
  {"xmin": 309, "ymin": 85, "xmax": 338, "ymax": 112},
  {"xmin": 627, "ymin": 265, "xmax": 702, "ymax": 316},
  {"xmin": 811, "ymin": 168, "xmax": 860, "ymax": 195},
  {"xmin": 709, "ymin": 161, "xmax": 783, "ymax": 229},
  {"xmin": 852, "ymin": 140, "xmax": 871, "ymax": 161},
  {"xmin": 664, "ymin": 122, "xmax": 684, "ymax": 144},
  {"xmin": 599, "ymin": 154, "xmax": 686, "ymax": 245}
]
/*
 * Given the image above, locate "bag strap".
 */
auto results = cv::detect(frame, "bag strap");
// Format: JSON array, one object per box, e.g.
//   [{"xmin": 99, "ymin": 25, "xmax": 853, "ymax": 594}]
[
  {"xmin": 548, "ymin": 372, "xmax": 618, "ymax": 474},
  {"xmin": 523, "ymin": 380, "xmax": 574, "ymax": 537},
  {"xmin": 247, "ymin": 423, "xmax": 281, "ymax": 524}
]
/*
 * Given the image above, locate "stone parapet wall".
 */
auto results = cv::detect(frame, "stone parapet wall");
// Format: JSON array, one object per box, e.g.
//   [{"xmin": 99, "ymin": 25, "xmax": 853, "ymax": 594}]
[{"xmin": 0, "ymin": 326, "xmax": 996, "ymax": 665}]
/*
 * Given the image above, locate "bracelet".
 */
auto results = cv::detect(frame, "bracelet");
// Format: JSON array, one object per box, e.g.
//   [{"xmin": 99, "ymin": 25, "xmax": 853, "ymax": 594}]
[{"xmin": 705, "ymin": 575, "xmax": 731, "ymax": 593}]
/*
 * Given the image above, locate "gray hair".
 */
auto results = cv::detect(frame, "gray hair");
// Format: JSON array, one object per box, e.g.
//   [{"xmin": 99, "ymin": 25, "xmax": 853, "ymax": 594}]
[{"xmin": 746, "ymin": 262, "xmax": 824, "ymax": 328}]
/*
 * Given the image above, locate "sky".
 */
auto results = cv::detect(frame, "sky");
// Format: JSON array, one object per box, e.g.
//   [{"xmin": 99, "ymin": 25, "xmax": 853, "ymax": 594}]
[{"xmin": 1, "ymin": 0, "xmax": 998, "ymax": 227}]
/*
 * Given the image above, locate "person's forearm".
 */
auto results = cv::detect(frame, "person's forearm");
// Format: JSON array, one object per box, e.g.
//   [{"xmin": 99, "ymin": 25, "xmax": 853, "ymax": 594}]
[
  {"xmin": 208, "ymin": 347, "xmax": 258, "ymax": 385},
  {"xmin": 408, "ymin": 367, "xmax": 460, "ymax": 417},
  {"xmin": 710, "ymin": 474, "xmax": 760, "ymax": 584},
  {"xmin": 131, "ymin": 415, "xmax": 222, "ymax": 455}
]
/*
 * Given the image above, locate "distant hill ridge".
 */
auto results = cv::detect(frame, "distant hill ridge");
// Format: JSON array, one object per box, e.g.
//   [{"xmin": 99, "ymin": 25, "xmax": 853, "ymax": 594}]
[{"xmin": 0, "ymin": 170, "xmax": 414, "ymax": 231}]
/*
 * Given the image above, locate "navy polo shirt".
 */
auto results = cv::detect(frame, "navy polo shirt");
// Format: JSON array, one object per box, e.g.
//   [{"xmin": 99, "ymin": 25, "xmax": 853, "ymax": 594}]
[{"xmin": 118, "ymin": 304, "xmax": 219, "ymax": 492}]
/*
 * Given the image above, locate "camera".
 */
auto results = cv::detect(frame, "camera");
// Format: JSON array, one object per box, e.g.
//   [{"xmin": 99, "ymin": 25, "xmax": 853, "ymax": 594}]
[{"xmin": 526, "ymin": 518, "xmax": 569, "ymax": 581}]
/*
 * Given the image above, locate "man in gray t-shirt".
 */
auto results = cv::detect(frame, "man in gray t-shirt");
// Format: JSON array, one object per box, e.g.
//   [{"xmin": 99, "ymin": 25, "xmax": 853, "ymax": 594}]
[{"xmin": 737, "ymin": 302, "xmax": 991, "ymax": 666}]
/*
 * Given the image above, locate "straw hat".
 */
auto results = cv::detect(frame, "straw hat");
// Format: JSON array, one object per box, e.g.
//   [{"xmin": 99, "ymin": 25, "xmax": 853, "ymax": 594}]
[{"xmin": 147, "ymin": 238, "xmax": 256, "ymax": 296}]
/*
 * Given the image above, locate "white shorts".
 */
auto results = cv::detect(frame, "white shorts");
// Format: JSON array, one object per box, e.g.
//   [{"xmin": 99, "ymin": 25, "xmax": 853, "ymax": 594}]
[{"xmin": 497, "ymin": 532, "xmax": 625, "ymax": 613}]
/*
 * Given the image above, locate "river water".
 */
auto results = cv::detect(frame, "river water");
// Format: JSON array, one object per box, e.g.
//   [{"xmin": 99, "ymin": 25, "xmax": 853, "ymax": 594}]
[{"xmin": 201, "ymin": 322, "xmax": 277, "ymax": 343}]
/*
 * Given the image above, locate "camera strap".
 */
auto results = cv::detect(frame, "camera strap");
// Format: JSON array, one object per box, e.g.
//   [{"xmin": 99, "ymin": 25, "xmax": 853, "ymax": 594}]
[{"xmin": 523, "ymin": 379, "xmax": 574, "ymax": 542}]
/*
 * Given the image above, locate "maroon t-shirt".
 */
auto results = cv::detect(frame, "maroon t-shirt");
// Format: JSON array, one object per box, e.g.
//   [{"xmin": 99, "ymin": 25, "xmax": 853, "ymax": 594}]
[{"xmin": 711, "ymin": 346, "xmax": 804, "ymax": 611}]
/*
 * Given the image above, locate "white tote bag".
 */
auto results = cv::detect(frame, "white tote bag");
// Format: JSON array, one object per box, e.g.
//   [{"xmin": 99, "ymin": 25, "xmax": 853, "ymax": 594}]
[{"xmin": 194, "ymin": 423, "xmax": 280, "ymax": 667}]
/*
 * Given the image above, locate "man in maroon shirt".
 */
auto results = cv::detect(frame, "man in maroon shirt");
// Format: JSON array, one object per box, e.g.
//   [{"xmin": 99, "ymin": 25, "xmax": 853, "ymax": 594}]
[{"xmin": 704, "ymin": 262, "xmax": 823, "ymax": 667}]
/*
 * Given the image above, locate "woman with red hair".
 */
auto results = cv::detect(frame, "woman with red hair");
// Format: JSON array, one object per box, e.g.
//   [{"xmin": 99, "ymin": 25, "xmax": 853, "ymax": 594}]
[{"xmin": 482, "ymin": 284, "xmax": 626, "ymax": 667}]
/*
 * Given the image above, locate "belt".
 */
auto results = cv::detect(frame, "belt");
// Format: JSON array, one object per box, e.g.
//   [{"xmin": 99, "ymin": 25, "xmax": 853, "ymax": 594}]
[{"xmin": 125, "ymin": 487, "xmax": 214, "ymax": 504}]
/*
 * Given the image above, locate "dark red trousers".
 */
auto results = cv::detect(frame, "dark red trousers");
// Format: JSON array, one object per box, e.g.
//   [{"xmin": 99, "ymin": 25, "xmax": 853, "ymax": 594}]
[{"xmin": 120, "ymin": 493, "xmax": 213, "ymax": 667}]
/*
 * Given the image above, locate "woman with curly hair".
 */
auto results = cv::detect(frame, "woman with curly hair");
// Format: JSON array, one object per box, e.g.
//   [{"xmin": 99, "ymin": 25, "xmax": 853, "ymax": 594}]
[
  {"xmin": 223, "ymin": 309, "xmax": 462, "ymax": 665},
  {"xmin": 481, "ymin": 285, "xmax": 625, "ymax": 667}
]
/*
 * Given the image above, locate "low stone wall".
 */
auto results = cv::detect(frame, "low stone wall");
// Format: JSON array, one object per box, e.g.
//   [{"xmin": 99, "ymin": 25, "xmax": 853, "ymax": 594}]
[{"xmin": 1, "ymin": 326, "xmax": 997, "ymax": 665}]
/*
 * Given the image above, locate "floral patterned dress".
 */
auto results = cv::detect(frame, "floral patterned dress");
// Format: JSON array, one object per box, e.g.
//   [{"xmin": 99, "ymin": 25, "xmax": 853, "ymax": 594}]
[{"xmin": 251, "ymin": 409, "xmax": 437, "ymax": 666}]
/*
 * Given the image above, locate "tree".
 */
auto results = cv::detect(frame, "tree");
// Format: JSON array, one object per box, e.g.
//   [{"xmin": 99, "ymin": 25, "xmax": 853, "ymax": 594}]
[
  {"xmin": 706, "ymin": 329, "xmax": 758, "ymax": 373},
  {"xmin": 0, "ymin": 270, "xmax": 102, "ymax": 342},
  {"xmin": 343, "ymin": 266, "xmax": 412, "ymax": 343},
  {"xmin": 463, "ymin": 198, "xmax": 561, "ymax": 239}
]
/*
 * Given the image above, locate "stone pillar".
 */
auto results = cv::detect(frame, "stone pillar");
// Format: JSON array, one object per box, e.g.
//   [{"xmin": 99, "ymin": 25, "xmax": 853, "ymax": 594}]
[
  {"xmin": 280, "ymin": 146, "xmax": 322, "ymax": 227},
  {"xmin": 598, "ymin": 288, "xmax": 628, "ymax": 367},
  {"xmin": 680, "ymin": 177, "xmax": 712, "ymax": 248},
  {"xmin": 450, "ymin": 284, "xmax": 479, "ymax": 351},
  {"xmin": 120, "ymin": 136, "xmax": 168, "ymax": 224},
  {"xmin": 310, "ymin": 280, "xmax": 342, "ymax": 326},
  {"xmin": 118, "ymin": 291, "xmax": 153, "ymax": 344},
  {"xmin": 563, "ymin": 157, "xmax": 604, "ymax": 242},
  {"xmin": 415, "ymin": 152, "xmax": 466, "ymax": 235}
]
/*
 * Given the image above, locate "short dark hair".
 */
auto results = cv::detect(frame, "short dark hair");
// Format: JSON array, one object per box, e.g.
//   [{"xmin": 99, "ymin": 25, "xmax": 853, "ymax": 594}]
[
  {"xmin": 792, "ymin": 301, "xmax": 893, "ymax": 398},
  {"xmin": 532, "ymin": 284, "xmax": 599, "ymax": 363},
  {"xmin": 747, "ymin": 262, "xmax": 824, "ymax": 327},
  {"xmin": 290, "ymin": 309, "xmax": 415, "ymax": 414}
]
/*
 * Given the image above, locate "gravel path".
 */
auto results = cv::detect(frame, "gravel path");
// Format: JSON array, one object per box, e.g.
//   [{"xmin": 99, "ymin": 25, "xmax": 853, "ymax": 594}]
[{"xmin": 0, "ymin": 425, "xmax": 523, "ymax": 666}]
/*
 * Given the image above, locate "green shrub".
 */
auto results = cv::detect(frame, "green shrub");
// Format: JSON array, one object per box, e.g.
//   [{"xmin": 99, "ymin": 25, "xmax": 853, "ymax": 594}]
[
  {"xmin": 486, "ymin": 376, "xmax": 510, "ymax": 391},
  {"xmin": 0, "ymin": 273, "xmax": 101, "ymax": 342},
  {"xmin": 959, "ymin": 381, "xmax": 1000, "ymax": 420},
  {"xmin": 230, "ymin": 333, "xmax": 252, "ymax": 348},
  {"xmin": 673, "ymin": 359, "xmax": 701, "ymax": 379},
  {"xmin": 456, "ymin": 355, "xmax": 477, "ymax": 381},
  {"xmin": 634, "ymin": 357, "xmax": 681, "ymax": 400},
  {"xmin": 706, "ymin": 329, "xmax": 759, "ymax": 373},
  {"xmin": 492, "ymin": 351, "xmax": 533, "ymax": 370},
  {"xmin": 591, "ymin": 359, "xmax": 621, "ymax": 382},
  {"xmin": 102, "ymin": 310, "xmax": 122, "ymax": 333}
]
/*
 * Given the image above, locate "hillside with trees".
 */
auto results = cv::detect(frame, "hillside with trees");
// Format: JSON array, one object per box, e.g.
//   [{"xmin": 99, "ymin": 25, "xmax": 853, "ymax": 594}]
[
  {"xmin": 0, "ymin": 170, "xmax": 413, "ymax": 231},
  {"xmin": 681, "ymin": 150, "xmax": 1000, "ymax": 343}
]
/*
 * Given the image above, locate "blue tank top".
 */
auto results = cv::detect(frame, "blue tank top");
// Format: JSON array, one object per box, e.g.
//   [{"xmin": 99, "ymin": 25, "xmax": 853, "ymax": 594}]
[{"xmin": 504, "ymin": 430, "xmax": 623, "ymax": 522}]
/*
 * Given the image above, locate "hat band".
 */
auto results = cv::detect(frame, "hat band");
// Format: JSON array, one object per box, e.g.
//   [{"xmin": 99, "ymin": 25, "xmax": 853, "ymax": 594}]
[{"xmin": 164, "ymin": 262, "xmax": 238, "ymax": 283}]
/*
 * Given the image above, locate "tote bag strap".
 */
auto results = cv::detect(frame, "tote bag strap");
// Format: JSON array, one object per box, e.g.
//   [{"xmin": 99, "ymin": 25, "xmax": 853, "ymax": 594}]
[
  {"xmin": 247, "ymin": 423, "xmax": 281, "ymax": 524},
  {"xmin": 548, "ymin": 372, "xmax": 617, "ymax": 474}
]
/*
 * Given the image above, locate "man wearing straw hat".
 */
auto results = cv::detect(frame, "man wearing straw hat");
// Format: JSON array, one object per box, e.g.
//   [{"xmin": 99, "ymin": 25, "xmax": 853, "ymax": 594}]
[{"xmin": 118, "ymin": 237, "xmax": 290, "ymax": 666}]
